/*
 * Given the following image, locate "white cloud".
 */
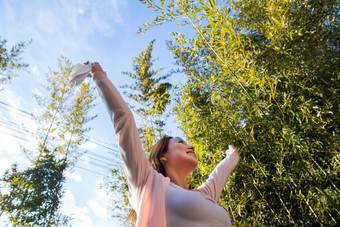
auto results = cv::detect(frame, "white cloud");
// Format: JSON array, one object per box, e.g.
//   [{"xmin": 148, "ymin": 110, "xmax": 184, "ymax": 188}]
[
  {"xmin": 80, "ymin": 140, "xmax": 98, "ymax": 150},
  {"xmin": 0, "ymin": 123, "xmax": 35, "ymax": 162},
  {"xmin": 88, "ymin": 178, "xmax": 110, "ymax": 218},
  {"xmin": 0, "ymin": 151, "xmax": 31, "ymax": 177},
  {"xmin": 68, "ymin": 172, "xmax": 83, "ymax": 182},
  {"xmin": 29, "ymin": 65, "xmax": 40, "ymax": 76},
  {"xmin": 61, "ymin": 190, "xmax": 93, "ymax": 227},
  {"xmin": 4, "ymin": 88, "xmax": 25, "ymax": 109},
  {"xmin": 95, "ymin": 178, "xmax": 110, "ymax": 199},
  {"xmin": 0, "ymin": 127, "xmax": 23, "ymax": 155},
  {"xmin": 0, "ymin": 157, "xmax": 12, "ymax": 176},
  {"xmin": 1, "ymin": 0, "xmax": 127, "ymax": 64},
  {"xmin": 0, "ymin": 212, "xmax": 9, "ymax": 226},
  {"xmin": 88, "ymin": 200, "xmax": 107, "ymax": 218},
  {"xmin": 81, "ymin": 155, "xmax": 91, "ymax": 166},
  {"xmin": 0, "ymin": 88, "xmax": 38, "ymax": 157}
]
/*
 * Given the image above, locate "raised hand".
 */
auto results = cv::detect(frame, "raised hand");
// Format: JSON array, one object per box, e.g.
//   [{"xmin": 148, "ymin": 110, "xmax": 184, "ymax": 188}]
[
  {"xmin": 226, "ymin": 145, "xmax": 239, "ymax": 156},
  {"xmin": 91, "ymin": 62, "xmax": 103, "ymax": 74}
]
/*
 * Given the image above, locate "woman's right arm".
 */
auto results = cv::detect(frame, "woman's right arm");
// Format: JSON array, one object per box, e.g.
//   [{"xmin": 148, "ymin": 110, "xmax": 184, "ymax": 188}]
[{"xmin": 91, "ymin": 62, "xmax": 150, "ymax": 189}]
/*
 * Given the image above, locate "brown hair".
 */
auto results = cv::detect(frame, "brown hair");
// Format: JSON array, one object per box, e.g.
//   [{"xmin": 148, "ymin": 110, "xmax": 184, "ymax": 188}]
[
  {"xmin": 148, "ymin": 136, "xmax": 173, "ymax": 176},
  {"xmin": 125, "ymin": 136, "xmax": 173, "ymax": 226}
]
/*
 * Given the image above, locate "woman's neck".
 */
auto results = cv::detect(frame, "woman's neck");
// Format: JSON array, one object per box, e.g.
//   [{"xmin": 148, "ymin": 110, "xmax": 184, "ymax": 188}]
[{"xmin": 167, "ymin": 171, "xmax": 188, "ymax": 189}]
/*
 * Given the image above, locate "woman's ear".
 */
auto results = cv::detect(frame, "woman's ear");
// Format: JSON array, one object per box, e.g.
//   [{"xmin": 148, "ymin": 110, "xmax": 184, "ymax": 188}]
[{"xmin": 160, "ymin": 155, "xmax": 167, "ymax": 164}]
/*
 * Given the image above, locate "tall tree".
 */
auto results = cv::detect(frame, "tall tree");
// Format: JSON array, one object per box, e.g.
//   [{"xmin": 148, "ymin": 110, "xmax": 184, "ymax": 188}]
[
  {"xmin": 0, "ymin": 150, "xmax": 69, "ymax": 226},
  {"xmin": 139, "ymin": 0, "xmax": 339, "ymax": 225},
  {"xmin": 0, "ymin": 36, "xmax": 29, "ymax": 90},
  {"xmin": 121, "ymin": 40, "xmax": 172, "ymax": 151},
  {"xmin": 0, "ymin": 57, "xmax": 96, "ymax": 226}
]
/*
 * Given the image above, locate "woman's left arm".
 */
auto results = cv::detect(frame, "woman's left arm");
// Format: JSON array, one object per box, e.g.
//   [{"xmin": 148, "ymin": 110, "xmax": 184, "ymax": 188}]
[{"xmin": 197, "ymin": 145, "xmax": 240, "ymax": 203}]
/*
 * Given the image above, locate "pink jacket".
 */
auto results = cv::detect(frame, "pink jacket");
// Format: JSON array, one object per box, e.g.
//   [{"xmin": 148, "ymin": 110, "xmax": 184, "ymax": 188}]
[{"xmin": 94, "ymin": 72, "xmax": 239, "ymax": 227}]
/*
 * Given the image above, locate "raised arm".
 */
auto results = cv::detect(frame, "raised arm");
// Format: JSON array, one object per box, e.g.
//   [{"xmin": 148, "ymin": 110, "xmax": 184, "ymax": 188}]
[
  {"xmin": 91, "ymin": 62, "xmax": 150, "ymax": 189},
  {"xmin": 197, "ymin": 145, "xmax": 239, "ymax": 203}
]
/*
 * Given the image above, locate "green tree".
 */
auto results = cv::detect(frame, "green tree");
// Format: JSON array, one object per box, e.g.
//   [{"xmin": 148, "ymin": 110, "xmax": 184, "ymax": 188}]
[
  {"xmin": 0, "ymin": 150, "xmax": 69, "ymax": 226},
  {"xmin": 139, "ymin": 0, "xmax": 339, "ymax": 225},
  {"xmin": 0, "ymin": 57, "xmax": 96, "ymax": 226},
  {"xmin": 0, "ymin": 37, "xmax": 29, "ymax": 89},
  {"xmin": 121, "ymin": 40, "xmax": 172, "ymax": 151}
]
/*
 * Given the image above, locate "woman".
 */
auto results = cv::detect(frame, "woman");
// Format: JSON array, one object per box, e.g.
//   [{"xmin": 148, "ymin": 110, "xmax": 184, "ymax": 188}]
[{"xmin": 90, "ymin": 62, "xmax": 240, "ymax": 227}]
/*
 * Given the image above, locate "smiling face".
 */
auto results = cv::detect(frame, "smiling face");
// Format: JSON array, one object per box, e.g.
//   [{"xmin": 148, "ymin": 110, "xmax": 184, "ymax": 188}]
[{"xmin": 161, "ymin": 137, "xmax": 198, "ymax": 175}]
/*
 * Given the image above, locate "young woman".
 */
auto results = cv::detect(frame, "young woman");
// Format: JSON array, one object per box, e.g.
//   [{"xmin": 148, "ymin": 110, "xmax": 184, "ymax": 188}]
[{"xmin": 90, "ymin": 62, "xmax": 240, "ymax": 227}]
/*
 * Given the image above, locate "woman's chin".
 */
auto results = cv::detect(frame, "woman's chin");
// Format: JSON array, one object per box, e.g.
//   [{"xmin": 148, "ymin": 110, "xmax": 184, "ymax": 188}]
[{"xmin": 188, "ymin": 160, "xmax": 198, "ymax": 172}]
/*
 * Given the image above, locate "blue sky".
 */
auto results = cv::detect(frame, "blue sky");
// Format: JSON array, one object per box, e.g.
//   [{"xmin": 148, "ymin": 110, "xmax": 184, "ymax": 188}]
[{"xmin": 0, "ymin": 0, "xmax": 188, "ymax": 226}]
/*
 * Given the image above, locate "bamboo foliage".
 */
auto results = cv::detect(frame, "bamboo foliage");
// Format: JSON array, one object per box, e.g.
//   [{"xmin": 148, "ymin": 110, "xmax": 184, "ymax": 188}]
[
  {"xmin": 121, "ymin": 40, "xmax": 172, "ymax": 151},
  {"xmin": 0, "ymin": 57, "xmax": 96, "ymax": 226},
  {"xmin": 0, "ymin": 36, "xmax": 29, "ymax": 89},
  {"xmin": 140, "ymin": 0, "xmax": 339, "ymax": 225}
]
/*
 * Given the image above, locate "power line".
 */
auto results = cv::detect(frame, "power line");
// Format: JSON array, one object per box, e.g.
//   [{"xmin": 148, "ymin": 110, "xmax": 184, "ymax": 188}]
[
  {"xmin": 75, "ymin": 165, "xmax": 110, "ymax": 178},
  {"xmin": 0, "ymin": 130, "xmax": 27, "ymax": 142},
  {"xmin": 0, "ymin": 100, "xmax": 32, "ymax": 115},
  {"xmin": 0, "ymin": 123, "xmax": 120, "ymax": 167},
  {"xmin": 84, "ymin": 137, "xmax": 118, "ymax": 153},
  {"xmin": 0, "ymin": 144, "xmax": 117, "ymax": 178},
  {"xmin": 0, "ymin": 101, "xmax": 120, "ymax": 154},
  {"xmin": 0, "ymin": 120, "xmax": 120, "ymax": 165},
  {"xmin": 86, "ymin": 150, "xmax": 118, "ymax": 163},
  {"xmin": 85, "ymin": 151, "xmax": 115, "ymax": 166},
  {"xmin": 0, "ymin": 121, "xmax": 30, "ymax": 138},
  {"xmin": 0, "ymin": 99, "xmax": 126, "ymax": 182},
  {"xmin": 79, "ymin": 158, "xmax": 112, "ymax": 170},
  {"xmin": 0, "ymin": 128, "xmax": 121, "ymax": 171},
  {"xmin": 84, "ymin": 134, "xmax": 118, "ymax": 149},
  {"xmin": 0, "ymin": 116, "xmax": 122, "ymax": 171}
]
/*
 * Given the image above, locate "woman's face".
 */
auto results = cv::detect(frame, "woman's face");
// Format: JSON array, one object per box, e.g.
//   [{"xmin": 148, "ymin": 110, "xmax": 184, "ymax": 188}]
[{"xmin": 163, "ymin": 137, "xmax": 198, "ymax": 173}]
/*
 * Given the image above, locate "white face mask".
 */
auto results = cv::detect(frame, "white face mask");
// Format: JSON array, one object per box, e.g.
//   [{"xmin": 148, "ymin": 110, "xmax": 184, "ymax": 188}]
[{"xmin": 69, "ymin": 63, "xmax": 92, "ymax": 86}]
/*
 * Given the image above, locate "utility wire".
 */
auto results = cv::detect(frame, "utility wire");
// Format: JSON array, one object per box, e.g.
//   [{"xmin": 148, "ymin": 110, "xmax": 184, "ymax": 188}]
[
  {"xmin": 0, "ymin": 100, "xmax": 32, "ymax": 115},
  {"xmin": 75, "ymin": 165, "xmax": 110, "ymax": 178},
  {"xmin": 0, "ymin": 123, "xmax": 121, "ymax": 171},
  {"xmin": 0, "ymin": 100, "xmax": 120, "ymax": 149},
  {"xmin": 0, "ymin": 116, "xmax": 122, "ymax": 176},
  {"xmin": 0, "ymin": 118, "xmax": 120, "ymax": 165},
  {"xmin": 0, "ymin": 101, "xmax": 120, "ymax": 156}
]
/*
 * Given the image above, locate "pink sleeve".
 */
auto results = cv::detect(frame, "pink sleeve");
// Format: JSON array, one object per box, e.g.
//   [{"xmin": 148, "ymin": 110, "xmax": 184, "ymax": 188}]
[
  {"xmin": 93, "ymin": 72, "xmax": 150, "ymax": 189},
  {"xmin": 197, "ymin": 151, "xmax": 239, "ymax": 203}
]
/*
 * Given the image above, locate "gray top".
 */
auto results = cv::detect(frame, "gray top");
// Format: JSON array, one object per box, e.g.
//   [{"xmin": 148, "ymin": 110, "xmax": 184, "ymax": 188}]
[{"xmin": 166, "ymin": 183, "xmax": 231, "ymax": 227}]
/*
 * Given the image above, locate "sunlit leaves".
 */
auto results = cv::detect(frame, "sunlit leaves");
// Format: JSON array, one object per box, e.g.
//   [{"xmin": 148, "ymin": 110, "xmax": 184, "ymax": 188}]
[
  {"xmin": 32, "ymin": 57, "xmax": 96, "ymax": 161},
  {"xmin": 140, "ymin": 0, "xmax": 339, "ymax": 225},
  {"xmin": 0, "ymin": 36, "xmax": 29, "ymax": 89},
  {"xmin": 0, "ymin": 149, "xmax": 70, "ymax": 226},
  {"xmin": 121, "ymin": 40, "xmax": 172, "ymax": 149},
  {"xmin": 0, "ymin": 57, "xmax": 96, "ymax": 226}
]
